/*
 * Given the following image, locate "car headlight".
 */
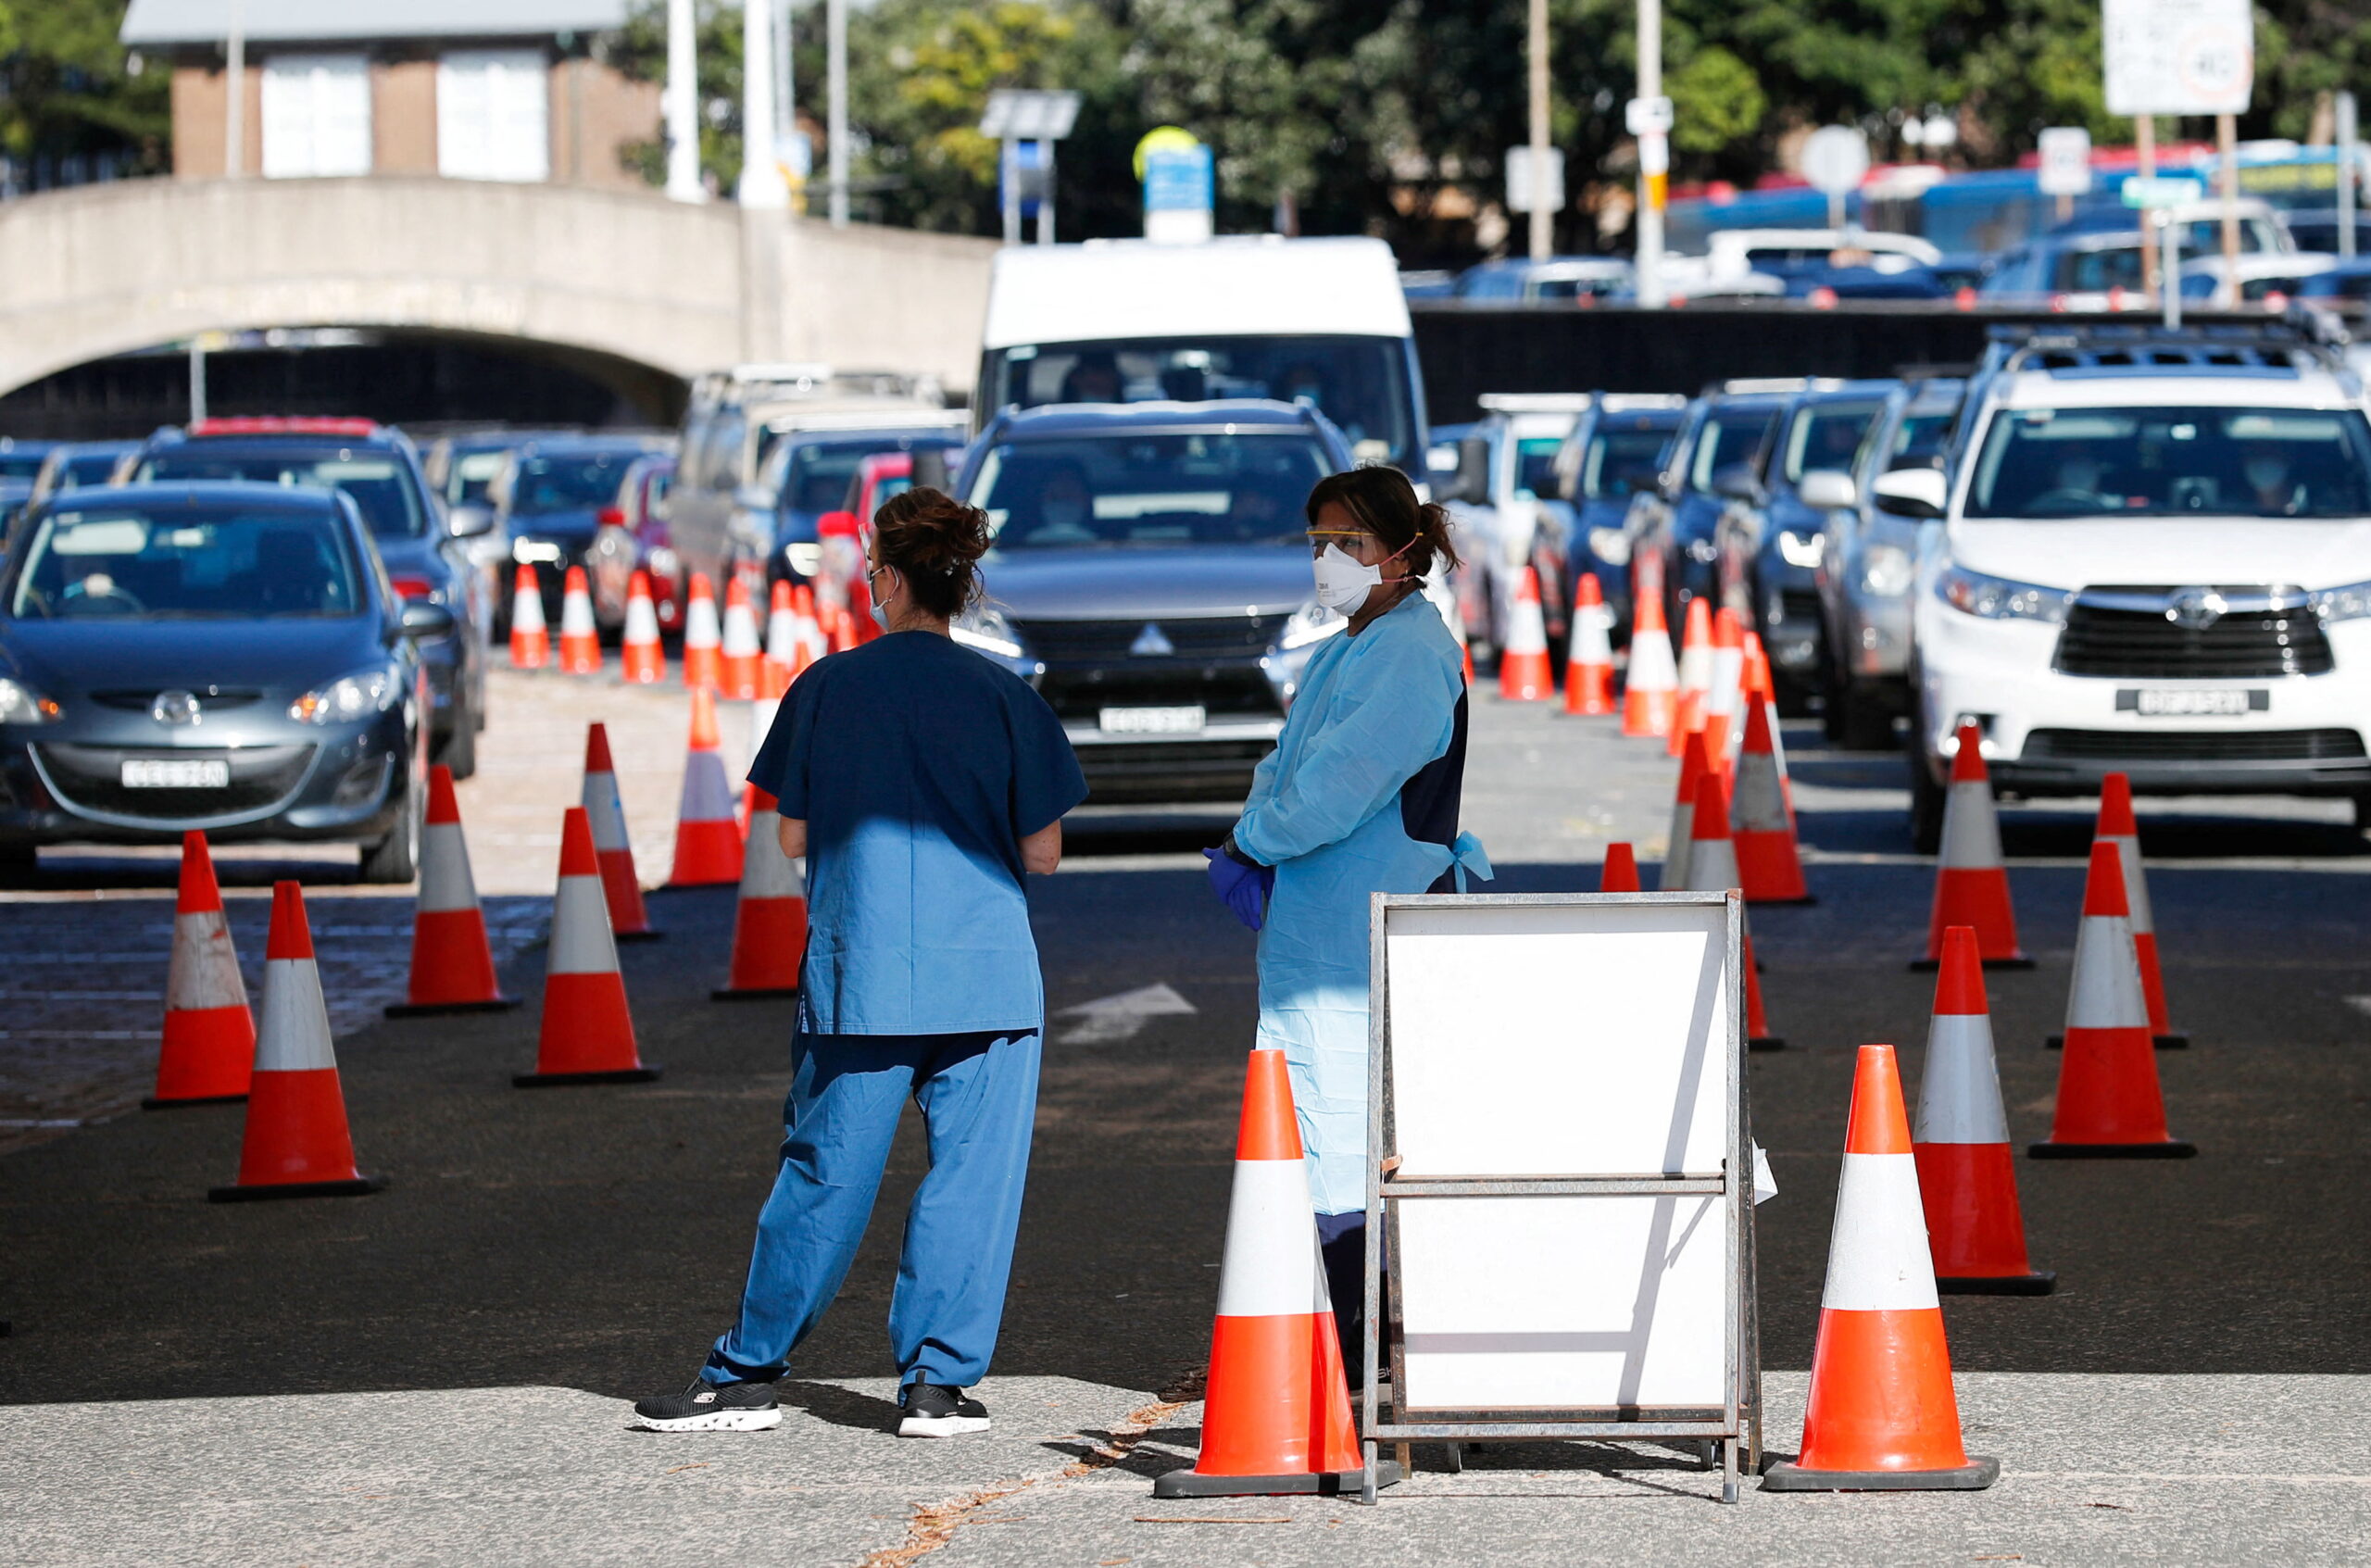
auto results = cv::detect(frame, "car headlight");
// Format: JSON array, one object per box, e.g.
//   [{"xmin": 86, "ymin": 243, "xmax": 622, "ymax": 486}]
[
  {"xmin": 1586, "ymin": 526, "xmax": 1631, "ymax": 566},
  {"xmin": 1686, "ymin": 536, "xmax": 1720, "ymax": 564},
  {"xmin": 1277, "ymin": 600, "xmax": 1346, "ymax": 650},
  {"xmin": 783, "ymin": 542, "xmax": 823, "ymax": 577},
  {"xmin": 290, "ymin": 668, "xmax": 400, "ymax": 724},
  {"xmin": 0, "ymin": 676, "xmax": 61, "ymax": 725},
  {"xmin": 951, "ymin": 606, "xmax": 1025, "ymax": 660},
  {"xmin": 1775, "ymin": 530, "xmax": 1823, "ymax": 570},
  {"xmin": 511, "ymin": 537, "xmax": 563, "ymax": 564},
  {"xmin": 1936, "ymin": 563, "xmax": 2071, "ymax": 624},
  {"xmin": 2309, "ymin": 579, "xmax": 2371, "ymax": 622},
  {"xmin": 1861, "ymin": 543, "xmax": 1914, "ymax": 597}
]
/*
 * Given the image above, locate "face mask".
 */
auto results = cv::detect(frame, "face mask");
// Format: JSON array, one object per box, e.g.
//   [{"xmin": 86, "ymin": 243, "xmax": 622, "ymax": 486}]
[
  {"xmin": 2244, "ymin": 458, "xmax": 2288, "ymax": 493},
  {"xmin": 1311, "ymin": 542, "xmax": 1408, "ymax": 611},
  {"xmin": 868, "ymin": 566, "xmax": 896, "ymax": 630}
]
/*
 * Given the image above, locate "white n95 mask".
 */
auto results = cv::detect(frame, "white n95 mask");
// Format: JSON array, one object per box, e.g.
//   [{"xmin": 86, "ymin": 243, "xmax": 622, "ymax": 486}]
[{"xmin": 1311, "ymin": 542, "xmax": 1408, "ymax": 611}]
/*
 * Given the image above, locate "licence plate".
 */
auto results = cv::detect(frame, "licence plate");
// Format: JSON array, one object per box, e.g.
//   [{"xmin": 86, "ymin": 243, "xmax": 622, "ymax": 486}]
[
  {"xmin": 120, "ymin": 759, "xmax": 230, "ymax": 789},
  {"xmin": 2119, "ymin": 688, "xmax": 2263, "ymax": 718},
  {"xmin": 1098, "ymin": 705, "xmax": 1205, "ymax": 735}
]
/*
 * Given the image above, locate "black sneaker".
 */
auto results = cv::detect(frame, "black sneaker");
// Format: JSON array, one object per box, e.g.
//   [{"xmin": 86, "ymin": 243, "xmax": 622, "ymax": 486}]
[
  {"xmin": 897, "ymin": 1382, "xmax": 990, "ymax": 1437},
  {"xmin": 630, "ymin": 1377, "xmax": 782, "ymax": 1432}
]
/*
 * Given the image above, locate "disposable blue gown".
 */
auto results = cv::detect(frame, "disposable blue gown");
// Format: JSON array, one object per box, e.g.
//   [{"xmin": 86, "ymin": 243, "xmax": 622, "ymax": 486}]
[{"xmin": 1231, "ymin": 592, "xmax": 1490, "ymax": 1215}]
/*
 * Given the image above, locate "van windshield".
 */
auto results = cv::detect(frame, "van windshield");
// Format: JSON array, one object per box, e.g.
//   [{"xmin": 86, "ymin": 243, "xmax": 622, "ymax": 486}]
[
  {"xmin": 982, "ymin": 336, "xmax": 1416, "ymax": 470},
  {"xmin": 1968, "ymin": 406, "xmax": 2371, "ymax": 519}
]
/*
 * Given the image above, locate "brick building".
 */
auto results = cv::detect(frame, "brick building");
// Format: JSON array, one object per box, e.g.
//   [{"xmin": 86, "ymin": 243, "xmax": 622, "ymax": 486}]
[{"xmin": 121, "ymin": 0, "xmax": 660, "ymax": 192}]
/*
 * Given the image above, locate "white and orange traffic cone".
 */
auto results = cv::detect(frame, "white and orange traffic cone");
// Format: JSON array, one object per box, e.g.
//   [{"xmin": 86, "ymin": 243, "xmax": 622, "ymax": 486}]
[
  {"xmin": 1732, "ymin": 700, "xmax": 1812, "ymax": 904},
  {"xmin": 739, "ymin": 692, "xmax": 780, "ymax": 835},
  {"xmin": 1743, "ymin": 633, "xmax": 1796, "ymax": 820},
  {"xmin": 1153, "ymin": 1048, "xmax": 1374, "ymax": 1499},
  {"xmin": 1599, "ymin": 841, "xmax": 1641, "ymax": 893},
  {"xmin": 386, "ymin": 765, "xmax": 520, "ymax": 1017},
  {"xmin": 2029, "ymin": 842, "xmax": 2194, "ymax": 1160},
  {"xmin": 763, "ymin": 580, "xmax": 797, "ymax": 699},
  {"xmin": 508, "ymin": 564, "xmax": 548, "ymax": 669},
  {"xmin": 145, "ymin": 832, "xmax": 254, "ymax": 1109},
  {"xmin": 1914, "ymin": 926, "xmax": 2053, "ymax": 1294},
  {"xmin": 516, "ymin": 807, "xmax": 659, "ymax": 1087},
  {"xmin": 667, "ymin": 686, "xmax": 745, "ymax": 887},
  {"xmin": 1496, "ymin": 568, "xmax": 1554, "ymax": 701},
  {"xmin": 2091, "ymin": 773, "xmax": 2183, "ymax": 1048},
  {"xmin": 1698, "ymin": 608, "xmax": 1746, "ymax": 768},
  {"xmin": 621, "ymin": 570, "xmax": 667, "ymax": 684},
  {"xmin": 1622, "ymin": 578, "xmax": 1679, "ymax": 739},
  {"xmin": 719, "ymin": 576, "xmax": 763, "ymax": 700},
  {"xmin": 680, "ymin": 571, "xmax": 722, "ymax": 691},
  {"xmin": 1562, "ymin": 571, "xmax": 1615, "ymax": 716},
  {"xmin": 208, "ymin": 882, "xmax": 383, "ymax": 1201},
  {"xmin": 582, "ymin": 721, "xmax": 657, "ymax": 940},
  {"xmin": 1686, "ymin": 771, "xmax": 1783, "ymax": 1052},
  {"xmin": 1668, "ymin": 597, "xmax": 1713, "ymax": 755},
  {"xmin": 1661, "ymin": 726, "xmax": 1708, "ymax": 891},
  {"xmin": 1762, "ymin": 1043, "xmax": 1997, "ymax": 1491},
  {"xmin": 557, "ymin": 566, "xmax": 601, "ymax": 675},
  {"xmin": 1916, "ymin": 721, "xmax": 2029, "ymax": 971},
  {"xmin": 793, "ymin": 585, "xmax": 828, "ymax": 677},
  {"xmin": 714, "ymin": 786, "xmax": 809, "ymax": 1000}
]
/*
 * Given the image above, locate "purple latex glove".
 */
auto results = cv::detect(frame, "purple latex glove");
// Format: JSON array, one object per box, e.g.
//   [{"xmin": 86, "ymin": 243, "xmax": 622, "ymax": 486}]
[{"xmin": 1202, "ymin": 847, "xmax": 1273, "ymax": 931}]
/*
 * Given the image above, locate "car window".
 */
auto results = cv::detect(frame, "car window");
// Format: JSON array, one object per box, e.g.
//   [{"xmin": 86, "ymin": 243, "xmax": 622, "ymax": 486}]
[
  {"xmin": 782, "ymin": 438, "xmax": 941, "ymax": 515},
  {"xmin": 0, "ymin": 454, "xmax": 47, "ymax": 481},
  {"xmin": 139, "ymin": 451, "xmax": 428, "ymax": 538},
  {"xmin": 968, "ymin": 433, "xmax": 1332, "ymax": 550},
  {"xmin": 1783, "ymin": 401, "xmax": 1882, "ymax": 483},
  {"xmin": 2058, "ymin": 245, "xmax": 2146, "ymax": 294},
  {"xmin": 11, "ymin": 506, "xmax": 363, "ymax": 620},
  {"xmin": 447, "ymin": 448, "xmax": 510, "ymax": 505},
  {"xmin": 1687, "ymin": 408, "xmax": 1777, "ymax": 492},
  {"xmin": 1967, "ymin": 406, "xmax": 2371, "ymax": 520},
  {"xmin": 1512, "ymin": 437, "xmax": 1562, "ymax": 500},
  {"xmin": 1580, "ymin": 422, "xmax": 1675, "ymax": 499},
  {"xmin": 514, "ymin": 453, "xmax": 633, "ymax": 514}
]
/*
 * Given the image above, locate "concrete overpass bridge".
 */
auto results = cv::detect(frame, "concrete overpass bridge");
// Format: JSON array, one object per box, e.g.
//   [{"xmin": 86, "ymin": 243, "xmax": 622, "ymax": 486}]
[{"xmin": 0, "ymin": 177, "xmax": 997, "ymax": 410}]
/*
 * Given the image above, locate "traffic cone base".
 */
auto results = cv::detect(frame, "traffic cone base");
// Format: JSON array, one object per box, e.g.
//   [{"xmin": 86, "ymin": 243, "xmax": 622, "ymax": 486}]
[
  {"xmin": 1762, "ymin": 1310, "xmax": 2001, "ymax": 1489},
  {"xmin": 209, "ymin": 1072, "xmax": 384, "ymax": 1200},
  {"xmin": 1911, "ymin": 954, "xmax": 2035, "ymax": 972},
  {"xmin": 2044, "ymin": 1030, "xmax": 2189, "ymax": 1050}
]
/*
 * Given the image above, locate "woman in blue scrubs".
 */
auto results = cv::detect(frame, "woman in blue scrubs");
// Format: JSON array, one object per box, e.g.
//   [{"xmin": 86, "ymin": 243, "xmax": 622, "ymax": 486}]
[
  {"xmin": 634, "ymin": 487, "xmax": 1085, "ymax": 1437},
  {"xmin": 1206, "ymin": 465, "xmax": 1487, "ymax": 1375}
]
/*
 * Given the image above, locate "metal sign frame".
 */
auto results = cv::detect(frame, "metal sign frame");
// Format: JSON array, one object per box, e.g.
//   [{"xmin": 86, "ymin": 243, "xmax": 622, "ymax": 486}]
[{"xmin": 1360, "ymin": 891, "xmax": 1762, "ymax": 1503}]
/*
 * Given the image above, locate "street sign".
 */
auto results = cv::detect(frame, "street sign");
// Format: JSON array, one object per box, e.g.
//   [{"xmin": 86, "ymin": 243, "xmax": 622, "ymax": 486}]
[
  {"xmin": 1800, "ymin": 126, "xmax": 1870, "ymax": 194},
  {"xmin": 1625, "ymin": 95, "xmax": 1674, "ymax": 136},
  {"xmin": 978, "ymin": 89, "xmax": 1081, "ymax": 141},
  {"xmin": 2103, "ymin": 0, "xmax": 2252, "ymax": 117},
  {"xmin": 2037, "ymin": 128, "xmax": 2093, "ymax": 197},
  {"xmin": 1505, "ymin": 145, "xmax": 1566, "ymax": 215},
  {"xmin": 2122, "ymin": 175, "xmax": 2205, "ymax": 208},
  {"xmin": 1142, "ymin": 142, "xmax": 1213, "ymax": 245}
]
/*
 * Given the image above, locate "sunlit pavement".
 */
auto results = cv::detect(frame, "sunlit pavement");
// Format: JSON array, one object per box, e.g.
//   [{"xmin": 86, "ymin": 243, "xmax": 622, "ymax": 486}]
[{"xmin": 1, "ymin": 681, "xmax": 2366, "ymax": 1564}]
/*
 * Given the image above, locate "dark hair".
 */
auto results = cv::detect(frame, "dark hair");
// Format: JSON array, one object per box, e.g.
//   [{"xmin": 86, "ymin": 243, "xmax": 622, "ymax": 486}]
[
  {"xmin": 1304, "ymin": 465, "xmax": 1460, "ymax": 578},
  {"xmin": 872, "ymin": 486, "xmax": 991, "ymax": 621}
]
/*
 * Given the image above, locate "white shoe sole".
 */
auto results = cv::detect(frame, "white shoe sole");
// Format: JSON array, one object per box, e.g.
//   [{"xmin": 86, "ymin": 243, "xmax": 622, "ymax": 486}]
[
  {"xmin": 630, "ymin": 1408, "xmax": 783, "ymax": 1433},
  {"xmin": 898, "ymin": 1414, "xmax": 992, "ymax": 1438}
]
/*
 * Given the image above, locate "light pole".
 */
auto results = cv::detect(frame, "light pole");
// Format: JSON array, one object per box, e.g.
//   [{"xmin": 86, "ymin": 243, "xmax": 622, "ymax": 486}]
[
  {"xmin": 223, "ymin": 0, "xmax": 245, "ymax": 178},
  {"xmin": 664, "ymin": 0, "xmax": 702, "ymax": 202},
  {"xmin": 1526, "ymin": 0, "xmax": 1550, "ymax": 262},
  {"xmin": 827, "ymin": 0, "xmax": 849, "ymax": 227},
  {"xmin": 737, "ymin": 0, "xmax": 788, "ymax": 207},
  {"xmin": 1633, "ymin": 0, "xmax": 1666, "ymax": 307}
]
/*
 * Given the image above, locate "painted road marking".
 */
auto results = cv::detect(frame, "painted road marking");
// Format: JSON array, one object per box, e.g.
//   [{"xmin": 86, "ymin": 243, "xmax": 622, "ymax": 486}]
[{"xmin": 1056, "ymin": 983, "xmax": 1197, "ymax": 1045}]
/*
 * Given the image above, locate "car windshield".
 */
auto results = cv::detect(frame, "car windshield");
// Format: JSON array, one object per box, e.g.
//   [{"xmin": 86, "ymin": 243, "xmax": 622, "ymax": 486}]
[
  {"xmin": 139, "ymin": 450, "xmax": 428, "ymax": 538},
  {"xmin": 1581, "ymin": 423, "xmax": 1674, "ymax": 499},
  {"xmin": 447, "ymin": 448, "xmax": 512, "ymax": 505},
  {"xmin": 514, "ymin": 452, "xmax": 631, "ymax": 515},
  {"xmin": 10, "ymin": 506, "xmax": 364, "ymax": 620},
  {"xmin": 982, "ymin": 335, "xmax": 1417, "ymax": 469},
  {"xmin": 2057, "ymin": 245, "xmax": 2147, "ymax": 293},
  {"xmin": 968, "ymin": 432, "xmax": 1332, "ymax": 550},
  {"xmin": 62, "ymin": 452, "xmax": 125, "ymax": 485},
  {"xmin": 0, "ymin": 453, "xmax": 47, "ymax": 480},
  {"xmin": 1968, "ymin": 406, "xmax": 2371, "ymax": 520},
  {"xmin": 1784, "ymin": 401, "xmax": 1882, "ymax": 482},
  {"xmin": 1686, "ymin": 408, "xmax": 1777, "ymax": 493},
  {"xmin": 1513, "ymin": 437, "xmax": 1562, "ymax": 499},
  {"xmin": 779, "ymin": 436, "xmax": 944, "ymax": 516}
]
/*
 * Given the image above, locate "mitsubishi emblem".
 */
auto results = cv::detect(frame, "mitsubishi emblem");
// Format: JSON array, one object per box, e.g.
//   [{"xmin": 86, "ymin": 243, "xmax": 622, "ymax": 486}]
[{"xmin": 1130, "ymin": 622, "xmax": 1175, "ymax": 657}]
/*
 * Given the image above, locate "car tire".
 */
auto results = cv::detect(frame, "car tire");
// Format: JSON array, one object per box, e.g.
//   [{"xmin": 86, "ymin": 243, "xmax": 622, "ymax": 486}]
[
  {"xmin": 1907, "ymin": 731, "xmax": 1946, "ymax": 856},
  {"xmin": 436, "ymin": 698, "xmax": 479, "ymax": 781},
  {"xmin": 1837, "ymin": 680, "xmax": 1897, "ymax": 751},
  {"xmin": 360, "ymin": 767, "xmax": 423, "ymax": 885}
]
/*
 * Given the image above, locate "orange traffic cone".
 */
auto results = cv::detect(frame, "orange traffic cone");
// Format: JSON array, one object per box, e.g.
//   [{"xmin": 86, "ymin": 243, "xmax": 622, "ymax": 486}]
[
  {"xmin": 2091, "ymin": 773, "xmax": 2183, "ymax": 1048},
  {"xmin": 1732, "ymin": 700, "xmax": 1812, "ymax": 904},
  {"xmin": 1914, "ymin": 927, "xmax": 2053, "ymax": 1294},
  {"xmin": 2029, "ymin": 842, "xmax": 2194, "ymax": 1159},
  {"xmin": 714, "ymin": 786, "xmax": 809, "ymax": 1000},
  {"xmin": 1661, "ymin": 727, "xmax": 1708, "ymax": 891},
  {"xmin": 739, "ymin": 694, "xmax": 779, "ymax": 837},
  {"xmin": 1698, "ymin": 608, "xmax": 1746, "ymax": 769},
  {"xmin": 1621, "ymin": 582, "xmax": 1679, "ymax": 738},
  {"xmin": 1687, "ymin": 771, "xmax": 1783, "ymax": 1052},
  {"xmin": 762, "ymin": 580, "xmax": 797, "ymax": 699},
  {"xmin": 1667, "ymin": 597, "xmax": 1713, "ymax": 755},
  {"xmin": 516, "ymin": 807, "xmax": 659, "ymax": 1087},
  {"xmin": 1562, "ymin": 571, "xmax": 1615, "ymax": 715},
  {"xmin": 1743, "ymin": 633, "xmax": 1795, "ymax": 819},
  {"xmin": 681, "ymin": 572, "xmax": 722, "ymax": 691},
  {"xmin": 582, "ymin": 721, "xmax": 657, "ymax": 939},
  {"xmin": 508, "ymin": 565, "xmax": 548, "ymax": 669},
  {"xmin": 1763, "ymin": 1043, "xmax": 1997, "ymax": 1491},
  {"xmin": 385, "ymin": 765, "xmax": 520, "ymax": 1016},
  {"xmin": 208, "ymin": 882, "xmax": 383, "ymax": 1201},
  {"xmin": 145, "ymin": 832, "xmax": 255, "ymax": 1108},
  {"xmin": 557, "ymin": 566, "xmax": 600, "ymax": 674},
  {"xmin": 1916, "ymin": 722, "xmax": 2029, "ymax": 971},
  {"xmin": 1497, "ymin": 568, "xmax": 1554, "ymax": 701},
  {"xmin": 720, "ymin": 576, "xmax": 763, "ymax": 700},
  {"xmin": 792, "ymin": 585, "xmax": 827, "ymax": 678},
  {"xmin": 1599, "ymin": 841, "xmax": 1640, "ymax": 893},
  {"xmin": 667, "ymin": 687, "xmax": 745, "ymax": 886},
  {"xmin": 1154, "ymin": 1048, "xmax": 1375, "ymax": 1499},
  {"xmin": 621, "ymin": 570, "xmax": 667, "ymax": 684}
]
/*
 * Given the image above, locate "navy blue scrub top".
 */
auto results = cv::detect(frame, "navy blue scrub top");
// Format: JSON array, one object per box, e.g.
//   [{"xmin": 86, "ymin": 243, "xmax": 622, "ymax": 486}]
[{"xmin": 750, "ymin": 629, "xmax": 1086, "ymax": 1036}]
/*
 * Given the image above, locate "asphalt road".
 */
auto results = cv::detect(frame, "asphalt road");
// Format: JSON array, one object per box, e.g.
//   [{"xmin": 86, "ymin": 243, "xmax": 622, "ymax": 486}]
[{"xmin": 1, "ymin": 681, "xmax": 2366, "ymax": 1564}]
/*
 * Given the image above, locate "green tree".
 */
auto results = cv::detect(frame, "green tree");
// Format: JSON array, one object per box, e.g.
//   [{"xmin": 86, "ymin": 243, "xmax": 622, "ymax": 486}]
[
  {"xmin": 0, "ymin": 0, "xmax": 170, "ymax": 173},
  {"xmin": 610, "ymin": 0, "xmax": 746, "ymax": 194}
]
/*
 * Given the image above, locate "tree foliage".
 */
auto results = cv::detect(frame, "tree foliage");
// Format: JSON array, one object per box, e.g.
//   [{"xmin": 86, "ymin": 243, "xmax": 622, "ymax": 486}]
[{"xmin": 0, "ymin": 0, "xmax": 169, "ymax": 169}]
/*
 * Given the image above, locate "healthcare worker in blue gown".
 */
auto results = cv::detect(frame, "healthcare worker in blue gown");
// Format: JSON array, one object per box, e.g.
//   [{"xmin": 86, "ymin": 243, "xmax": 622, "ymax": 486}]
[
  {"xmin": 1205, "ymin": 465, "xmax": 1489, "ymax": 1374},
  {"xmin": 633, "ymin": 487, "xmax": 1085, "ymax": 1439}
]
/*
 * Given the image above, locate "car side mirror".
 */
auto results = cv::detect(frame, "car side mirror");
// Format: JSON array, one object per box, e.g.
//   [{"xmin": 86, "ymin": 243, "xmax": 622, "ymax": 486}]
[
  {"xmin": 817, "ymin": 509, "xmax": 860, "ymax": 540},
  {"xmin": 1710, "ymin": 462, "xmax": 1763, "ymax": 504},
  {"xmin": 910, "ymin": 447, "xmax": 951, "ymax": 495},
  {"xmin": 1798, "ymin": 470, "xmax": 1857, "ymax": 510},
  {"xmin": 1870, "ymin": 467, "xmax": 1948, "ymax": 519},
  {"xmin": 399, "ymin": 600, "xmax": 457, "ymax": 638},
  {"xmin": 1450, "ymin": 436, "xmax": 1491, "ymax": 504},
  {"xmin": 447, "ymin": 503, "xmax": 495, "ymax": 540}
]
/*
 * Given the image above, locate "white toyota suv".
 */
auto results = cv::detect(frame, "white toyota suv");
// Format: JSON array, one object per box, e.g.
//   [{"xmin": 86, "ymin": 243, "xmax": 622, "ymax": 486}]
[{"xmin": 1895, "ymin": 323, "xmax": 2371, "ymax": 849}]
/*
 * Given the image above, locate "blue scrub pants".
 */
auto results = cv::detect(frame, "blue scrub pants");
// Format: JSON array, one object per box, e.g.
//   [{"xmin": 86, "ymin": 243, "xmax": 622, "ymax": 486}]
[{"xmin": 705, "ymin": 1029, "xmax": 1040, "ymax": 1391}]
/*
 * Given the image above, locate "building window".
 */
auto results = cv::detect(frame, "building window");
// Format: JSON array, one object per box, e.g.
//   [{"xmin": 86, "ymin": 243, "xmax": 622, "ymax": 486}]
[
  {"xmin": 260, "ymin": 54, "xmax": 372, "ymax": 179},
  {"xmin": 438, "ymin": 50, "xmax": 551, "ymax": 182}
]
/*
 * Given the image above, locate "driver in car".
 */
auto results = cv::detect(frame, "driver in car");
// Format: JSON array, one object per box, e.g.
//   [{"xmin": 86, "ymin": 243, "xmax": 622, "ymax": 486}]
[{"xmin": 2239, "ymin": 442, "xmax": 2301, "ymax": 515}]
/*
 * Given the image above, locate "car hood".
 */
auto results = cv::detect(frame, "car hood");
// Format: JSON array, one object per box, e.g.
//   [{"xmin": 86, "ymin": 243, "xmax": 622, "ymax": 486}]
[
  {"xmin": 2, "ymin": 616, "xmax": 384, "ymax": 697},
  {"xmin": 981, "ymin": 546, "xmax": 1316, "ymax": 620},
  {"xmin": 1948, "ymin": 518, "xmax": 2371, "ymax": 592}
]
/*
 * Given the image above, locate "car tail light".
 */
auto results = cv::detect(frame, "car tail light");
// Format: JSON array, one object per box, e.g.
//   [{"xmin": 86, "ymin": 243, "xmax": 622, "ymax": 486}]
[
  {"xmin": 388, "ymin": 575, "xmax": 437, "ymax": 600},
  {"xmin": 597, "ymin": 507, "xmax": 625, "ymax": 527},
  {"xmin": 188, "ymin": 416, "xmax": 379, "ymax": 438}
]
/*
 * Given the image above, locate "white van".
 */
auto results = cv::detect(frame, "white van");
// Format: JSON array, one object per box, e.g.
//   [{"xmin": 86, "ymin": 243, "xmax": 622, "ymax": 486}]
[{"xmin": 977, "ymin": 236, "xmax": 1430, "ymax": 477}]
